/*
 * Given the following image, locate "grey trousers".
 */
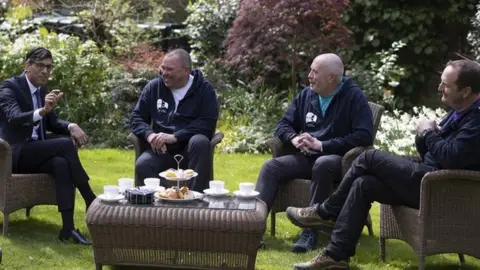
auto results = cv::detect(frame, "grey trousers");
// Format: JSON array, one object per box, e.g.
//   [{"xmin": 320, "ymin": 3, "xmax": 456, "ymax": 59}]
[
  {"xmin": 135, "ymin": 134, "xmax": 212, "ymax": 192},
  {"xmin": 255, "ymin": 152, "xmax": 342, "ymax": 212}
]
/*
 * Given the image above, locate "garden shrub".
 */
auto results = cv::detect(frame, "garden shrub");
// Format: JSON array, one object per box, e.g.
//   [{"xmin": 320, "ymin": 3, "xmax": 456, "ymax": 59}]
[
  {"xmin": 344, "ymin": 0, "xmax": 477, "ymax": 109},
  {"xmin": 223, "ymin": 0, "xmax": 352, "ymax": 92},
  {"xmin": 183, "ymin": 0, "xmax": 240, "ymax": 64}
]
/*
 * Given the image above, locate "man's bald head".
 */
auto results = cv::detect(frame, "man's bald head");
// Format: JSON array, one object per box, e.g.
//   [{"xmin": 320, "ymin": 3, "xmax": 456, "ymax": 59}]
[
  {"xmin": 308, "ymin": 53, "xmax": 345, "ymax": 95},
  {"xmin": 312, "ymin": 53, "xmax": 344, "ymax": 84}
]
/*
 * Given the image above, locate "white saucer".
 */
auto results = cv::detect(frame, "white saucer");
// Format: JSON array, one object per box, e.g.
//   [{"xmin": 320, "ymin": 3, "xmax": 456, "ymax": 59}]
[
  {"xmin": 203, "ymin": 188, "xmax": 230, "ymax": 196},
  {"xmin": 233, "ymin": 190, "xmax": 259, "ymax": 199},
  {"xmin": 98, "ymin": 194, "xmax": 125, "ymax": 202}
]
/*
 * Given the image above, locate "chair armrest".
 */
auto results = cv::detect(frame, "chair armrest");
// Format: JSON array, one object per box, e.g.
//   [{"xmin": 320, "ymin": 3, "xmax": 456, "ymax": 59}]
[
  {"xmin": 0, "ymin": 139, "xmax": 12, "ymax": 187},
  {"xmin": 341, "ymin": 146, "xmax": 374, "ymax": 176},
  {"xmin": 127, "ymin": 133, "xmax": 149, "ymax": 161},
  {"xmin": 210, "ymin": 131, "xmax": 224, "ymax": 148},
  {"xmin": 419, "ymin": 169, "xmax": 480, "ymax": 218},
  {"xmin": 265, "ymin": 137, "xmax": 298, "ymax": 158}
]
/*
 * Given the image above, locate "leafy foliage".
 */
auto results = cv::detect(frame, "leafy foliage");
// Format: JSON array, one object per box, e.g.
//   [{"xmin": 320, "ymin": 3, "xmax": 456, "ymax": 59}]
[
  {"xmin": 347, "ymin": 40, "xmax": 407, "ymax": 110},
  {"xmin": 76, "ymin": 0, "xmax": 170, "ymax": 55},
  {"xmin": 468, "ymin": 1, "xmax": 480, "ymax": 60},
  {"xmin": 223, "ymin": 0, "xmax": 352, "ymax": 91},
  {"xmin": 183, "ymin": 0, "xmax": 240, "ymax": 64},
  {"xmin": 217, "ymin": 86, "xmax": 289, "ymax": 153},
  {"xmin": 344, "ymin": 0, "xmax": 477, "ymax": 109}
]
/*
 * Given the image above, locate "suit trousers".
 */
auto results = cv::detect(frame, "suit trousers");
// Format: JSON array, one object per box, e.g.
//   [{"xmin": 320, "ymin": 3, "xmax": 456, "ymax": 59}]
[
  {"xmin": 16, "ymin": 137, "xmax": 90, "ymax": 211},
  {"xmin": 135, "ymin": 134, "xmax": 212, "ymax": 192},
  {"xmin": 322, "ymin": 149, "xmax": 436, "ymax": 260},
  {"xmin": 255, "ymin": 152, "xmax": 343, "ymax": 212}
]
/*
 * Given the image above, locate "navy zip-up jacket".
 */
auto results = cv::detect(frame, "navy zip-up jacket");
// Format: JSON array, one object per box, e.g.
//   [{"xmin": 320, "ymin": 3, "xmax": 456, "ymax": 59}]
[
  {"xmin": 417, "ymin": 100, "xmax": 480, "ymax": 170},
  {"xmin": 275, "ymin": 77, "xmax": 374, "ymax": 156},
  {"xmin": 129, "ymin": 69, "xmax": 219, "ymax": 144}
]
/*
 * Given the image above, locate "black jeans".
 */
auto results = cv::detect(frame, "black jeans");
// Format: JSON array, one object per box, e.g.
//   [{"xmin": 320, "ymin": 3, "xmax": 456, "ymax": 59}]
[
  {"xmin": 321, "ymin": 149, "xmax": 436, "ymax": 260},
  {"xmin": 256, "ymin": 152, "xmax": 342, "ymax": 212},
  {"xmin": 16, "ymin": 137, "xmax": 90, "ymax": 212},
  {"xmin": 135, "ymin": 134, "xmax": 212, "ymax": 192}
]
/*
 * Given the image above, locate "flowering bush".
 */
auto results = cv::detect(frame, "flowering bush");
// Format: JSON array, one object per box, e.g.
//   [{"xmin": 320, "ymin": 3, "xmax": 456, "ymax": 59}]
[{"xmin": 375, "ymin": 106, "xmax": 447, "ymax": 156}]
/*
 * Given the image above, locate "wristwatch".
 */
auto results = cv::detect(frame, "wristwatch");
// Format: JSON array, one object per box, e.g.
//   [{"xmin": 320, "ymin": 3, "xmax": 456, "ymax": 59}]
[{"xmin": 419, "ymin": 128, "xmax": 434, "ymax": 139}]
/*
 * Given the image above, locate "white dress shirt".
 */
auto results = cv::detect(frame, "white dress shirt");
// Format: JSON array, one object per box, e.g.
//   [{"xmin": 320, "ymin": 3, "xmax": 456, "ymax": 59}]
[
  {"xmin": 26, "ymin": 76, "xmax": 43, "ymax": 140},
  {"xmin": 25, "ymin": 76, "xmax": 75, "ymax": 140}
]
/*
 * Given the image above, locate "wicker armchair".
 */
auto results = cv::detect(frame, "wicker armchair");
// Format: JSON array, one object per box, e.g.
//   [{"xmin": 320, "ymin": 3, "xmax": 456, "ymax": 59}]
[
  {"xmin": 265, "ymin": 102, "xmax": 385, "ymax": 237},
  {"xmin": 0, "ymin": 138, "xmax": 58, "ymax": 235},
  {"xmin": 127, "ymin": 132, "xmax": 224, "ymax": 187},
  {"xmin": 380, "ymin": 156, "xmax": 480, "ymax": 269}
]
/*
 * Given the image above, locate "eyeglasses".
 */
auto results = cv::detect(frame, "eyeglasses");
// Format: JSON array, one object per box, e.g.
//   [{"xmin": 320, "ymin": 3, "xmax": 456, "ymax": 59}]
[{"xmin": 33, "ymin": 62, "xmax": 54, "ymax": 71}]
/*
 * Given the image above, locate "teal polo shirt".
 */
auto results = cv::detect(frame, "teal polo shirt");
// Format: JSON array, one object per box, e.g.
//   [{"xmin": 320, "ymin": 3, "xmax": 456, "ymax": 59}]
[{"xmin": 318, "ymin": 80, "xmax": 344, "ymax": 116}]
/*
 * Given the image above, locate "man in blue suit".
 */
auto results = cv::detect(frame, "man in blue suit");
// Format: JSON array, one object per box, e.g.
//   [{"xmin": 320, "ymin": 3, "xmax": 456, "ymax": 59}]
[{"xmin": 0, "ymin": 47, "xmax": 95, "ymax": 244}]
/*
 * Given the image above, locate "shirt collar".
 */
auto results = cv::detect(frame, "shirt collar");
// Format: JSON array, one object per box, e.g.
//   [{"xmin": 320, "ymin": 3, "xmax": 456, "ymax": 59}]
[
  {"xmin": 319, "ymin": 80, "xmax": 344, "ymax": 99},
  {"xmin": 452, "ymin": 97, "xmax": 480, "ymax": 121},
  {"xmin": 25, "ymin": 75, "xmax": 39, "ymax": 94}
]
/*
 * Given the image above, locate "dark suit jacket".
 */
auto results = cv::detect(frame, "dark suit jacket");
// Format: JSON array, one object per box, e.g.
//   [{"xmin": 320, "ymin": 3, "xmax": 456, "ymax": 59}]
[{"xmin": 0, "ymin": 73, "xmax": 71, "ymax": 172}]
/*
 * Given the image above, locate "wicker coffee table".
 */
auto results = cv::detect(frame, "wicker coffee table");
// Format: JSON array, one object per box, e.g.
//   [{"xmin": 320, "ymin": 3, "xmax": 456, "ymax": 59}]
[{"xmin": 86, "ymin": 194, "xmax": 267, "ymax": 270}]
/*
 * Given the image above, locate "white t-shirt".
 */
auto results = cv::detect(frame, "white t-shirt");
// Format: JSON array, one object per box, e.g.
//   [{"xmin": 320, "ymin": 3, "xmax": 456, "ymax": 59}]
[{"xmin": 171, "ymin": 75, "xmax": 194, "ymax": 112}]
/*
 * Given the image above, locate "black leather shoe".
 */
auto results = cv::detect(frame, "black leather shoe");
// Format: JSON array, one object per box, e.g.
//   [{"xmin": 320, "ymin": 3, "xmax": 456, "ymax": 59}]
[{"xmin": 58, "ymin": 229, "xmax": 92, "ymax": 245}]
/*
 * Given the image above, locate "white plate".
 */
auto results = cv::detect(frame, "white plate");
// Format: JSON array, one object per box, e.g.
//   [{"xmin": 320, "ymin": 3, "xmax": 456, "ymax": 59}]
[
  {"xmin": 99, "ymin": 194, "xmax": 125, "ymax": 202},
  {"xmin": 154, "ymin": 191, "xmax": 203, "ymax": 202},
  {"xmin": 233, "ymin": 190, "xmax": 259, "ymax": 199},
  {"xmin": 159, "ymin": 171, "xmax": 198, "ymax": 181},
  {"xmin": 203, "ymin": 188, "xmax": 230, "ymax": 197}
]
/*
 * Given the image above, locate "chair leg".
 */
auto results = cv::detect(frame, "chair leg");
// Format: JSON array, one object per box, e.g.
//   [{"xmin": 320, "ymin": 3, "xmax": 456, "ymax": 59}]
[
  {"xmin": 418, "ymin": 255, "xmax": 425, "ymax": 270},
  {"xmin": 26, "ymin": 207, "xmax": 32, "ymax": 218},
  {"xmin": 95, "ymin": 263, "xmax": 102, "ymax": 270},
  {"xmin": 380, "ymin": 237, "xmax": 386, "ymax": 261},
  {"xmin": 458, "ymin": 253, "xmax": 465, "ymax": 267},
  {"xmin": 270, "ymin": 212, "xmax": 276, "ymax": 237},
  {"xmin": 366, "ymin": 214, "xmax": 374, "ymax": 236},
  {"xmin": 2, "ymin": 214, "xmax": 9, "ymax": 235}
]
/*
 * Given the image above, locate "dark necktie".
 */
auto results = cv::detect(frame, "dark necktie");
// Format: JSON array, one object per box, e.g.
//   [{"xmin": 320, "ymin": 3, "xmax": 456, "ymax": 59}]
[{"xmin": 34, "ymin": 89, "xmax": 45, "ymax": 140}]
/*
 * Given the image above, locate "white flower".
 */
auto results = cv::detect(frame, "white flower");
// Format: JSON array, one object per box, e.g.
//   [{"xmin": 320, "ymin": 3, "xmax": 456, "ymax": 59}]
[{"xmin": 388, "ymin": 81, "xmax": 399, "ymax": 87}]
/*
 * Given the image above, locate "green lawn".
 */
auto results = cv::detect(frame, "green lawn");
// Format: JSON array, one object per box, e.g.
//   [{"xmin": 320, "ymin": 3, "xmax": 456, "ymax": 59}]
[{"xmin": 0, "ymin": 149, "xmax": 478, "ymax": 269}]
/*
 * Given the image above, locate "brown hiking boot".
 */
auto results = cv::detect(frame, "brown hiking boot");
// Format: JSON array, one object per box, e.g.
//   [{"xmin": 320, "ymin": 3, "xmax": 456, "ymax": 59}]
[
  {"xmin": 294, "ymin": 249, "xmax": 349, "ymax": 269},
  {"xmin": 286, "ymin": 205, "xmax": 335, "ymax": 229}
]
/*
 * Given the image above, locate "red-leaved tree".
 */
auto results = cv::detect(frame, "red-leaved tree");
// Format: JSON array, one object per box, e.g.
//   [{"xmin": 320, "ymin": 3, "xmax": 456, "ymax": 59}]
[{"xmin": 223, "ymin": 0, "xmax": 352, "ymax": 92}]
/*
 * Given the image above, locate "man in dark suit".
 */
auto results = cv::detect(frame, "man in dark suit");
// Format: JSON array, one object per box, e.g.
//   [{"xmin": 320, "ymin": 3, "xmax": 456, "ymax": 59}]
[{"xmin": 0, "ymin": 47, "xmax": 95, "ymax": 244}]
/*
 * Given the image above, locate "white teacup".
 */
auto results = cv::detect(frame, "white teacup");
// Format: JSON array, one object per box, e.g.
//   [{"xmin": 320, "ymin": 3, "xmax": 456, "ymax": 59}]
[
  {"xmin": 209, "ymin": 180, "xmax": 225, "ymax": 194},
  {"xmin": 118, "ymin": 178, "xmax": 134, "ymax": 192},
  {"xmin": 144, "ymin": 178, "xmax": 161, "ymax": 190},
  {"xmin": 104, "ymin": 185, "xmax": 120, "ymax": 199},
  {"xmin": 239, "ymin": 182, "xmax": 255, "ymax": 195}
]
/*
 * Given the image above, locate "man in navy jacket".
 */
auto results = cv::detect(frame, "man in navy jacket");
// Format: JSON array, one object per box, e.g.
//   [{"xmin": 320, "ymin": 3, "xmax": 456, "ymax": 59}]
[
  {"xmin": 290, "ymin": 60, "xmax": 480, "ymax": 269},
  {"xmin": 130, "ymin": 49, "xmax": 219, "ymax": 192},
  {"xmin": 0, "ymin": 47, "xmax": 95, "ymax": 244},
  {"xmin": 255, "ymin": 53, "xmax": 374, "ymax": 252}
]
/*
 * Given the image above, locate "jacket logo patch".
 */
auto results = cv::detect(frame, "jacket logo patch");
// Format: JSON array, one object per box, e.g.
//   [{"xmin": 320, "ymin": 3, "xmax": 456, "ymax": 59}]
[
  {"xmin": 156, "ymin": 99, "xmax": 169, "ymax": 113},
  {"xmin": 306, "ymin": 112, "xmax": 318, "ymax": 127}
]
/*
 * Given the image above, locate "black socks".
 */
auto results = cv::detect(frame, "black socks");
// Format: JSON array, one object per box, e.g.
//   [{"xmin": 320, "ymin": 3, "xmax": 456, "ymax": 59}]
[
  {"xmin": 77, "ymin": 182, "xmax": 96, "ymax": 209},
  {"xmin": 61, "ymin": 208, "xmax": 74, "ymax": 232}
]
